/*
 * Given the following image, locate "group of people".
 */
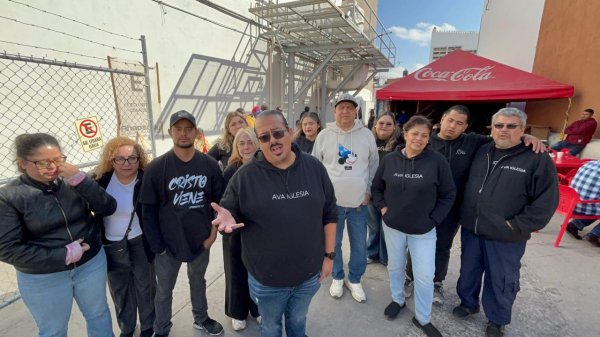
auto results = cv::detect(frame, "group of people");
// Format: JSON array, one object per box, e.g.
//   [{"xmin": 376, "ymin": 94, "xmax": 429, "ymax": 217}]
[{"xmin": 0, "ymin": 93, "xmax": 564, "ymax": 337}]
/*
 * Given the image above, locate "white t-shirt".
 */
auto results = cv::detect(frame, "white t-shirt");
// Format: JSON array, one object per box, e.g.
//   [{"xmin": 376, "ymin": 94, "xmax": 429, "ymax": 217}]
[{"xmin": 104, "ymin": 172, "xmax": 142, "ymax": 241}]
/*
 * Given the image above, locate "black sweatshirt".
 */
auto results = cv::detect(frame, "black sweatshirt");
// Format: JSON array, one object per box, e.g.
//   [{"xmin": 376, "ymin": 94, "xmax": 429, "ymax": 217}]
[
  {"xmin": 461, "ymin": 142, "xmax": 559, "ymax": 243},
  {"xmin": 371, "ymin": 147, "xmax": 456, "ymax": 235},
  {"xmin": 220, "ymin": 144, "xmax": 337, "ymax": 287},
  {"xmin": 429, "ymin": 132, "xmax": 490, "ymax": 216}
]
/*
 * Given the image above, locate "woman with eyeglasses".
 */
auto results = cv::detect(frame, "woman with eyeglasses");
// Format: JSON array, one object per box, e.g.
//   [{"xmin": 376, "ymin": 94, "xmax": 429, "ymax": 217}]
[
  {"xmin": 366, "ymin": 112, "xmax": 403, "ymax": 266},
  {"xmin": 208, "ymin": 111, "xmax": 248, "ymax": 170},
  {"xmin": 293, "ymin": 112, "xmax": 322, "ymax": 153},
  {"xmin": 94, "ymin": 137, "xmax": 155, "ymax": 337},
  {"xmin": 221, "ymin": 127, "xmax": 261, "ymax": 331},
  {"xmin": 0, "ymin": 133, "xmax": 116, "ymax": 337},
  {"xmin": 371, "ymin": 116, "xmax": 455, "ymax": 337}
]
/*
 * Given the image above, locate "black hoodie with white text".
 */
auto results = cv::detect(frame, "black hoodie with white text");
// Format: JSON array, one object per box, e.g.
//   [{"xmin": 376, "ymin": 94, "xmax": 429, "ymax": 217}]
[
  {"xmin": 371, "ymin": 147, "xmax": 456, "ymax": 235},
  {"xmin": 219, "ymin": 144, "xmax": 337, "ymax": 287}
]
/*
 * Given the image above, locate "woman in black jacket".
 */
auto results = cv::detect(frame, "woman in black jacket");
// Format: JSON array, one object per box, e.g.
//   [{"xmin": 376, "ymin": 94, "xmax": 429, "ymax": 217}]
[
  {"xmin": 94, "ymin": 137, "xmax": 156, "ymax": 337},
  {"xmin": 366, "ymin": 112, "xmax": 402, "ymax": 266},
  {"xmin": 371, "ymin": 116, "xmax": 455, "ymax": 337},
  {"xmin": 0, "ymin": 133, "xmax": 116, "ymax": 337},
  {"xmin": 208, "ymin": 111, "xmax": 248, "ymax": 169},
  {"xmin": 293, "ymin": 112, "xmax": 321, "ymax": 153},
  {"xmin": 222, "ymin": 127, "xmax": 260, "ymax": 331}
]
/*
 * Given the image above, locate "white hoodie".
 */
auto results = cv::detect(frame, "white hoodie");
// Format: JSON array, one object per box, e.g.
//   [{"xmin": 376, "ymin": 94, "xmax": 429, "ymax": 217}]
[{"xmin": 312, "ymin": 120, "xmax": 379, "ymax": 207}]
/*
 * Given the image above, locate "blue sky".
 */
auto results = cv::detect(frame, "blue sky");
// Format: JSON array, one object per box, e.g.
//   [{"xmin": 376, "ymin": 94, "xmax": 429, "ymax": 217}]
[{"xmin": 377, "ymin": 0, "xmax": 484, "ymax": 79}]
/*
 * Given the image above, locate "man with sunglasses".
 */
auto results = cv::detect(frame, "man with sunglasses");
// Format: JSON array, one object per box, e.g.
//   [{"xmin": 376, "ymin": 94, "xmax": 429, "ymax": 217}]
[
  {"xmin": 312, "ymin": 93, "xmax": 379, "ymax": 303},
  {"xmin": 212, "ymin": 110, "xmax": 337, "ymax": 337},
  {"xmin": 139, "ymin": 110, "xmax": 225, "ymax": 336},
  {"xmin": 453, "ymin": 107, "xmax": 558, "ymax": 337}
]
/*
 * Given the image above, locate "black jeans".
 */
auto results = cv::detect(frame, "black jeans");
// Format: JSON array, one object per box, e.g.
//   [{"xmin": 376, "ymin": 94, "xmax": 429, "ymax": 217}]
[
  {"xmin": 406, "ymin": 215, "xmax": 460, "ymax": 283},
  {"xmin": 107, "ymin": 235, "xmax": 156, "ymax": 335},
  {"xmin": 153, "ymin": 247, "xmax": 210, "ymax": 335}
]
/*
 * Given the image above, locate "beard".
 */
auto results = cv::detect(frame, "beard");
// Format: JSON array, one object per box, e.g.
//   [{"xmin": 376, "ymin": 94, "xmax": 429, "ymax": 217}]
[{"xmin": 175, "ymin": 142, "xmax": 194, "ymax": 149}]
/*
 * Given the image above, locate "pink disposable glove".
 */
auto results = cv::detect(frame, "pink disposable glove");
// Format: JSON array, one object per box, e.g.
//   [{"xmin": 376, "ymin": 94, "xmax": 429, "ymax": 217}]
[{"xmin": 65, "ymin": 240, "xmax": 84, "ymax": 265}]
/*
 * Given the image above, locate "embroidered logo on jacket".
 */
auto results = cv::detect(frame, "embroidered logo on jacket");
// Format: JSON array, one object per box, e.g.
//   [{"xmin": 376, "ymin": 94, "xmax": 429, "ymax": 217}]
[
  {"xmin": 499, "ymin": 165, "xmax": 526, "ymax": 173},
  {"xmin": 272, "ymin": 190, "xmax": 310, "ymax": 200},
  {"xmin": 393, "ymin": 173, "xmax": 424, "ymax": 179},
  {"xmin": 455, "ymin": 149, "xmax": 467, "ymax": 155}
]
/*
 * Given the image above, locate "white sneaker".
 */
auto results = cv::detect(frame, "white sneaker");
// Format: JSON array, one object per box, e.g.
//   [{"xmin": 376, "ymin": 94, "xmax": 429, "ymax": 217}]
[
  {"xmin": 231, "ymin": 319, "xmax": 246, "ymax": 331},
  {"xmin": 344, "ymin": 279, "xmax": 366, "ymax": 303},
  {"xmin": 255, "ymin": 316, "xmax": 262, "ymax": 325},
  {"xmin": 329, "ymin": 279, "xmax": 344, "ymax": 298}
]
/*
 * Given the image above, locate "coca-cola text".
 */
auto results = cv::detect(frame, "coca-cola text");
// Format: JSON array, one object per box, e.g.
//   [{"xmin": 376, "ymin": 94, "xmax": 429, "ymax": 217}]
[{"xmin": 414, "ymin": 66, "xmax": 495, "ymax": 81}]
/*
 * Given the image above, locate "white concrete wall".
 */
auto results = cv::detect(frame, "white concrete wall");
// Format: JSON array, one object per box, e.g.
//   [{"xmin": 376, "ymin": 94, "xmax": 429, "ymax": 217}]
[
  {"xmin": 477, "ymin": 0, "xmax": 545, "ymax": 72},
  {"xmin": 0, "ymin": 0, "xmax": 268, "ymax": 135}
]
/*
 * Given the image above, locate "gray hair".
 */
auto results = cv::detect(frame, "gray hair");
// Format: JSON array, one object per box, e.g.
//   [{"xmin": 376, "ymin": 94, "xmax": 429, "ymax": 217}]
[{"xmin": 491, "ymin": 107, "xmax": 527, "ymax": 127}]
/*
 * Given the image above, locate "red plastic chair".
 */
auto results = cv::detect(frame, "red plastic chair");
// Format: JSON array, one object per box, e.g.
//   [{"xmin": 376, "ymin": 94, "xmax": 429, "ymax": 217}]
[
  {"xmin": 557, "ymin": 169, "xmax": 578, "ymax": 185},
  {"xmin": 554, "ymin": 185, "xmax": 600, "ymax": 247}
]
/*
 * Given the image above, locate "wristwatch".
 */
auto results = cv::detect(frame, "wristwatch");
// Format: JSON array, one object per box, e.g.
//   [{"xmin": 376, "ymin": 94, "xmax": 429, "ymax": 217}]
[{"xmin": 324, "ymin": 252, "xmax": 336, "ymax": 260}]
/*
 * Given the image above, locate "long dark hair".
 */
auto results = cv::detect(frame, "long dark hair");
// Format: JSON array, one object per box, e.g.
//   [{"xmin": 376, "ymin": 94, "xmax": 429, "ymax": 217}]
[{"xmin": 294, "ymin": 112, "xmax": 321, "ymax": 140}]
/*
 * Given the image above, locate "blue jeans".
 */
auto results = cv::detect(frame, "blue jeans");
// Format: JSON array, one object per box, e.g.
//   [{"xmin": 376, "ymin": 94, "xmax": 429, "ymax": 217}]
[
  {"xmin": 366, "ymin": 202, "xmax": 387, "ymax": 264},
  {"xmin": 571, "ymin": 219, "xmax": 600, "ymax": 236},
  {"xmin": 551, "ymin": 140, "xmax": 585, "ymax": 156},
  {"xmin": 17, "ymin": 249, "xmax": 114, "ymax": 337},
  {"xmin": 456, "ymin": 228, "xmax": 526, "ymax": 325},
  {"xmin": 248, "ymin": 274, "xmax": 320, "ymax": 337},
  {"xmin": 333, "ymin": 205, "xmax": 367, "ymax": 283},
  {"xmin": 383, "ymin": 222, "xmax": 436, "ymax": 325}
]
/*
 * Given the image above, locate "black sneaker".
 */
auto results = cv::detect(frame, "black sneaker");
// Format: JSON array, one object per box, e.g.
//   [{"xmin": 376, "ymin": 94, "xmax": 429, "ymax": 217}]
[
  {"xmin": 152, "ymin": 334, "xmax": 168, "ymax": 337},
  {"xmin": 452, "ymin": 305, "xmax": 480, "ymax": 318},
  {"xmin": 412, "ymin": 317, "xmax": 443, "ymax": 337},
  {"xmin": 486, "ymin": 321, "xmax": 505, "ymax": 337},
  {"xmin": 139, "ymin": 328, "xmax": 154, "ymax": 337},
  {"xmin": 193, "ymin": 317, "xmax": 224, "ymax": 336},
  {"xmin": 384, "ymin": 301, "xmax": 405, "ymax": 320}
]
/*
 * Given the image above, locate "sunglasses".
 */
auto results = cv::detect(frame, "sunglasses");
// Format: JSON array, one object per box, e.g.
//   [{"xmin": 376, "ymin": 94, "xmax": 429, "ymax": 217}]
[
  {"xmin": 493, "ymin": 123, "xmax": 520, "ymax": 130},
  {"xmin": 257, "ymin": 129, "xmax": 287, "ymax": 143}
]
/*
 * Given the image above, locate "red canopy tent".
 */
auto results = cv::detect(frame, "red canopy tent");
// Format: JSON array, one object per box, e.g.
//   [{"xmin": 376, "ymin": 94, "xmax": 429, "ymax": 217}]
[{"xmin": 376, "ymin": 50, "xmax": 574, "ymax": 102}]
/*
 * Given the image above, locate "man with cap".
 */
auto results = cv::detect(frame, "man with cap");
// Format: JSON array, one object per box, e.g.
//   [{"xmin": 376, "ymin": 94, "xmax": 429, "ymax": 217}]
[
  {"xmin": 140, "ymin": 110, "xmax": 225, "ymax": 336},
  {"xmin": 312, "ymin": 93, "xmax": 379, "ymax": 303}
]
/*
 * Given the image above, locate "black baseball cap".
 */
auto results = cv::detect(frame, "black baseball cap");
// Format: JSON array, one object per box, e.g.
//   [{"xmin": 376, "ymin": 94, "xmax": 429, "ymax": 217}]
[{"xmin": 170, "ymin": 110, "xmax": 196, "ymax": 127}]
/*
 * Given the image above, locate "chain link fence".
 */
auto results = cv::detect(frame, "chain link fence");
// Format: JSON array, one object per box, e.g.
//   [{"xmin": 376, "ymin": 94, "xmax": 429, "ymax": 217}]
[{"xmin": 0, "ymin": 52, "xmax": 155, "ymax": 308}]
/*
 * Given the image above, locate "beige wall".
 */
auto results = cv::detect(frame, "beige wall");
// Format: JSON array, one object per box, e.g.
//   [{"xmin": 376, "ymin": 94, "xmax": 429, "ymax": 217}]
[
  {"xmin": 527, "ymin": 0, "xmax": 600, "ymax": 138},
  {"xmin": 477, "ymin": 0, "xmax": 545, "ymax": 72}
]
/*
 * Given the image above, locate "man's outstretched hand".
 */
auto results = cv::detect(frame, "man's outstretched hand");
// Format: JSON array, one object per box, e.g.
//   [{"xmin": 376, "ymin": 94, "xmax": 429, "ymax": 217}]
[{"xmin": 211, "ymin": 203, "xmax": 245, "ymax": 233}]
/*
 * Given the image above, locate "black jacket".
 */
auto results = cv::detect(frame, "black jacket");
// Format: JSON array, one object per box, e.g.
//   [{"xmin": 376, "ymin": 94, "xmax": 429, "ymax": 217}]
[
  {"xmin": 461, "ymin": 142, "xmax": 559, "ymax": 243},
  {"xmin": 371, "ymin": 147, "xmax": 456, "ymax": 235},
  {"xmin": 0, "ymin": 174, "xmax": 116, "ymax": 274},
  {"xmin": 96, "ymin": 170, "xmax": 154, "ymax": 262},
  {"xmin": 429, "ymin": 132, "xmax": 490, "ymax": 217},
  {"xmin": 220, "ymin": 144, "xmax": 338, "ymax": 287}
]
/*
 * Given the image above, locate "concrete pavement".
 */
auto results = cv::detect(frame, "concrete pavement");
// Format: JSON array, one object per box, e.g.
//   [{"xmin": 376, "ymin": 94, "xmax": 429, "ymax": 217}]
[{"xmin": 0, "ymin": 213, "xmax": 598, "ymax": 337}]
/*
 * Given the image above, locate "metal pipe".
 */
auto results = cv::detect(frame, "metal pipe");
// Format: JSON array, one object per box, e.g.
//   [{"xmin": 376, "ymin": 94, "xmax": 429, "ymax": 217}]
[{"xmin": 140, "ymin": 35, "xmax": 157, "ymax": 157}]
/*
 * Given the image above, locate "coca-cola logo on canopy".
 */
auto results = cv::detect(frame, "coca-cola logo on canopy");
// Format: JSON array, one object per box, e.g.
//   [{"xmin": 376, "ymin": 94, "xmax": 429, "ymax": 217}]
[{"xmin": 414, "ymin": 66, "xmax": 495, "ymax": 82}]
